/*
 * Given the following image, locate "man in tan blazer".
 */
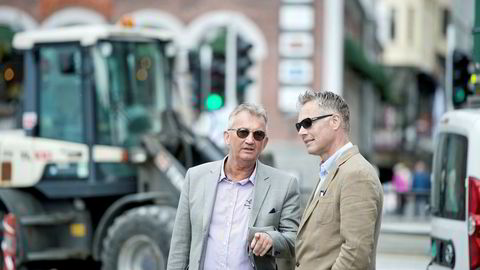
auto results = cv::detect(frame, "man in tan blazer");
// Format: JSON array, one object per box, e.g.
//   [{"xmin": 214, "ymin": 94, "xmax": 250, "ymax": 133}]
[{"xmin": 294, "ymin": 90, "xmax": 383, "ymax": 270}]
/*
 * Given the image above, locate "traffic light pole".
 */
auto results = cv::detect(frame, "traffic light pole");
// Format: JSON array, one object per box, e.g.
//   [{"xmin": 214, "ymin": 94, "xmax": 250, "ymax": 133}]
[
  {"xmin": 225, "ymin": 25, "xmax": 238, "ymax": 109},
  {"xmin": 446, "ymin": 24, "xmax": 455, "ymax": 111},
  {"xmin": 199, "ymin": 45, "xmax": 213, "ymax": 111},
  {"xmin": 474, "ymin": 0, "xmax": 480, "ymax": 64}
]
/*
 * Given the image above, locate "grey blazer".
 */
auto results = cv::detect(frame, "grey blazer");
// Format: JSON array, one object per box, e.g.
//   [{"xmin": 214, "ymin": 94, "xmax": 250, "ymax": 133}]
[{"xmin": 167, "ymin": 160, "xmax": 301, "ymax": 270}]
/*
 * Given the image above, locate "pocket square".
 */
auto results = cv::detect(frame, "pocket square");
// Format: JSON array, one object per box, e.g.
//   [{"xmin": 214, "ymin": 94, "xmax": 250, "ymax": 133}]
[{"xmin": 269, "ymin": 208, "xmax": 276, "ymax": 214}]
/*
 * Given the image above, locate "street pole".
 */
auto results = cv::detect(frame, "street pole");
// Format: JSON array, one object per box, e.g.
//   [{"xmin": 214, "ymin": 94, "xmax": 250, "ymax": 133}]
[
  {"xmin": 445, "ymin": 25, "xmax": 455, "ymax": 111},
  {"xmin": 199, "ymin": 44, "xmax": 212, "ymax": 111},
  {"xmin": 323, "ymin": 0, "xmax": 344, "ymax": 95},
  {"xmin": 225, "ymin": 25, "xmax": 237, "ymax": 109},
  {"xmin": 474, "ymin": 0, "xmax": 480, "ymax": 64}
]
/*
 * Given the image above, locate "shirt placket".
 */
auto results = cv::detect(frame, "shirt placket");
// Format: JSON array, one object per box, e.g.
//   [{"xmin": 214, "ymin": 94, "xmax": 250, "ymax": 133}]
[{"xmin": 223, "ymin": 181, "xmax": 239, "ymax": 270}]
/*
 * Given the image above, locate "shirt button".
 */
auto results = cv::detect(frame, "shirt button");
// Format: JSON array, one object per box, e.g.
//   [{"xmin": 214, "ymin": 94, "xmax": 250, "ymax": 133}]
[{"xmin": 296, "ymin": 262, "xmax": 300, "ymax": 267}]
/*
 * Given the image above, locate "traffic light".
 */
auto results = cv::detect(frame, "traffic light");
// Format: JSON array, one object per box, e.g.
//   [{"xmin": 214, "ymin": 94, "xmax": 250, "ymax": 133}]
[
  {"xmin": 207, "ymin": 31, "xmax": 227, "ymax": 111},
  {"xmin": 452, "ymin": 50, "xmax": 473, "ymax": 107},
  {"xmin": 1, "ymin": 53, "xmax": 23, "ymax": 102},
  {"xmin": 208, "ymin": 50, "xmax": 226, "ymax": 110},
  {"xmin": 236, "ymin": 36, "xmax": 253, "ymax": 104}
]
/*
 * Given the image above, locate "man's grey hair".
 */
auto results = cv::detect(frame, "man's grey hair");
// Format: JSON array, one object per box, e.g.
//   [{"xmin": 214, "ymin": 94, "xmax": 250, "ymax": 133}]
[
  {"xmin": 228, "ymin": 103, "xmax": 268, "ymax": 129},
  {"xmin": 297, "ymin": 90, "xmax": 350, "ymax": 132}
]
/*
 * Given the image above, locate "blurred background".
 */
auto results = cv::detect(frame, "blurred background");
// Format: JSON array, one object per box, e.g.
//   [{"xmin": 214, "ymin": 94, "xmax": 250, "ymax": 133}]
[
  {"xmin": 0, "ymin": 0, "xmax": 462, "ymax": 213},
  {"xmin": 0, "ymin": 0, "xmax": 475, "ymax": 269}
]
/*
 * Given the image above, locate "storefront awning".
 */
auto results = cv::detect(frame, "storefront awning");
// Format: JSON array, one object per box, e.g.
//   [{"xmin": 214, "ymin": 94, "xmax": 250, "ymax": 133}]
[{"xmin": 344, "ymin": 36, "xmax": 390, "ymax": 99}]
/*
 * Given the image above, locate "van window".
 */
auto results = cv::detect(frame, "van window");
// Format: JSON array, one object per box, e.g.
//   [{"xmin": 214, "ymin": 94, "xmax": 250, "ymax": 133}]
[{"xmin": 431, "ymin": 133, "xmax": 468, "ymax": 220}]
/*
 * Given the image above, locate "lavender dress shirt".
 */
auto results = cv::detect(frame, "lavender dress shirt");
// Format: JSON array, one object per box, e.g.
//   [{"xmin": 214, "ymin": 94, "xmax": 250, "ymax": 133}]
[{"xmin": 203, "ymin": 158, "xmax": 257, "ymax": 270}]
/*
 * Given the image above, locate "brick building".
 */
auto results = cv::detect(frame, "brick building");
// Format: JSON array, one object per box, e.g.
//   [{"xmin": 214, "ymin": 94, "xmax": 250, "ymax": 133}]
[{"xmin": 0, "ymin": 0, "xmax": 387, "ymax": 193}]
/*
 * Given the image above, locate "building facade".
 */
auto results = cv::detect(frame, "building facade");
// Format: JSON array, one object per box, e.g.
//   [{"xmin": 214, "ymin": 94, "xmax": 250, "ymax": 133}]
[
  {"xmin": 0, "ymin": 0, "xmax": 388, "ymax": 194},
  {"xmin": 375, "ymin": 0, "xmax": 451, "ymax": 177}
]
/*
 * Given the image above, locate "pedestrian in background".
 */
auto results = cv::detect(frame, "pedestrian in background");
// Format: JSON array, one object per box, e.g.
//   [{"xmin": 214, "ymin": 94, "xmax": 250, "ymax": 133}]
[
  {"xmin": 392, "ymin": 162, "xmax": 411, "ymax": 215},
  {"xmin": 167, "ymin": 103, "xmax": 301, "ymax": 270},
  {"xmin": 294, "ymin": 90, "xmax": 383, "ymax": 270},
  {"xmin": 412, "ymin": 160, "xmax": 431, "ymax": 216}
]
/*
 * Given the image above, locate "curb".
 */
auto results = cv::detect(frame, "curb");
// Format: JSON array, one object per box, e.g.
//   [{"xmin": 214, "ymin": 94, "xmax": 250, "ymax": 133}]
[{"xmin": 380, "ymin": 223, "xmax": 431, "ymax": 236}]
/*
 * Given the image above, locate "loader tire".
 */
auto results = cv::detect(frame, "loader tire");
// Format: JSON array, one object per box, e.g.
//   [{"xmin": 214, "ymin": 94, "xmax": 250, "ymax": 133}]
[{"xmin": 101, "ymin": 205, "xmax": 176, "ymax": 270}]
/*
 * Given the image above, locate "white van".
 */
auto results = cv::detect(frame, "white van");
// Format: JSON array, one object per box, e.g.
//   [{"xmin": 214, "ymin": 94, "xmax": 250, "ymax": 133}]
[{"xmin": 429, "ymin": 108, "xmax": 480, "ymax": 269}]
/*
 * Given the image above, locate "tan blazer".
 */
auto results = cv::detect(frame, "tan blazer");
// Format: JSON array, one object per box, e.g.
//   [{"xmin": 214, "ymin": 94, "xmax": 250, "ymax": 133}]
[{"xmin": 295, "ymin": 146, "xmax": 383, "ymax": 270}]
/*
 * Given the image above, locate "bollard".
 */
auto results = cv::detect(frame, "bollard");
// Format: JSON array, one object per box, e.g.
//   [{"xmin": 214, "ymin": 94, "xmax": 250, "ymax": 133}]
[{"xmin": 2, "ymin": 213, "xmax": 16, "ymax": 270}]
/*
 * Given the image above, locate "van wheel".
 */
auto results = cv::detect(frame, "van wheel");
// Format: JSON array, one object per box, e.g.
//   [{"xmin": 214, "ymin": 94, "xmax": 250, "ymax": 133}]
[{"xmin": 101, "ymin": 205, "xmax": 176, "ymax": 270}]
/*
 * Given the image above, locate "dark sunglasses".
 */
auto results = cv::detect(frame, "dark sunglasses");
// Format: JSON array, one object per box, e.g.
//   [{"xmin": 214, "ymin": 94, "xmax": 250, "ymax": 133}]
[
  {"xmin": 295, "ymin": 114, "xmax": 333, "ymax": 132},
  {"xmin": 228, "ymin": 128, "xmax": 266, "ymax": 141}
]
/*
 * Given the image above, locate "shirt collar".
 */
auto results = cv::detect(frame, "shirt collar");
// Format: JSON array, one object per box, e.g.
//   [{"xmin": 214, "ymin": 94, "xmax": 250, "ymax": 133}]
[
  {"xmin": 319, "ymin": 142, "xmax": 353, "ymax": 177},
  {"xmin": 220, "ymin": 156, "xmax": 257, "ymax": 185}
]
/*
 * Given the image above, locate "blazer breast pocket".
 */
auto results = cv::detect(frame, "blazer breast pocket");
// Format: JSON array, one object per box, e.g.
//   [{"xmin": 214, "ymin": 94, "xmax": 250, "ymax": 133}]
[
  {"xmin": 315, "ymin": 200, "xmax": 334, "ymax": 225},
  {"xmin": 258, "ymin": 207, "xmax": 280, "ymax": 225}
]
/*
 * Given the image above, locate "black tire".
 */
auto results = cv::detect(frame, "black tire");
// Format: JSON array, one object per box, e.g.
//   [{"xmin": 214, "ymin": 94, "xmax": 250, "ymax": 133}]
[{"xmin": 101, "ymin": 205, "xmax": 176, "ymax": 270}]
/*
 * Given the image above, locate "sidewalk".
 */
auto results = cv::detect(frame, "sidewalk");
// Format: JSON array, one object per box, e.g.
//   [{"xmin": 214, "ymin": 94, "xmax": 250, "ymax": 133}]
[
  {"xmin": 378, "ymin": 214, "xmax": 431, "ymax": 256},
  {"xmin": 380, "ymin": 214, "xmax": 431, "ymax": 236}
]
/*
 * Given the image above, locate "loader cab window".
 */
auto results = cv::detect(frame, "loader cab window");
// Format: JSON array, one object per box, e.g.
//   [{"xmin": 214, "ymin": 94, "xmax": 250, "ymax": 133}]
[
  {"xmin": 431, "ymin": 133, "xmax": 467, "ymax": 220},
  {"xmin": 93, "ymin": 40, "xmax": 168, "ymax": 147},
  {"xmin": 38, "ymin": 44, "xmax": 84, "ymax": 143}
]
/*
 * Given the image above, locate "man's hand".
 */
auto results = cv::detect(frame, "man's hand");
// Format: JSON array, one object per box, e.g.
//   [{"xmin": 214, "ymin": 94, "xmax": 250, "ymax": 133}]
[{"xmin": 250, "ymin": 232, "xmax": 273, "ymax": 256}]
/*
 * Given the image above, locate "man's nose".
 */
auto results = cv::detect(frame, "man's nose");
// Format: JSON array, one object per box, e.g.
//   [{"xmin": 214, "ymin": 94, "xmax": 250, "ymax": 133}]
[
  {"xmin": 245, "ymin": 132, "xmax": 255, "ymax": 143},
  {"xmin": 297, "ymin": 125, "xmax": 307, "ymax": 135}
]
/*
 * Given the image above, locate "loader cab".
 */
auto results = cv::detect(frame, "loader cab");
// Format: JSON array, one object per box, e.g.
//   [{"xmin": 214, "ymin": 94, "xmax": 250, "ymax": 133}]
[
  {"xmin": 429, "ymin": 109, "xmax": 480, "ymax": 269},
  {"xmin": 12, "ymin": 26, "xmax": 176, "ymax": 198},
  {"xmin": 33, "ymin": 40, "xmax": 169, "ymax": 145}
]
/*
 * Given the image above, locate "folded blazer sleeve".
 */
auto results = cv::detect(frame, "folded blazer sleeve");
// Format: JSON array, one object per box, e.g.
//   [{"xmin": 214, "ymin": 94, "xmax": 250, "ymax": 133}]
[
  {"xmin": 332, "ymin": 173, "xmax": 382, "ymax": 270},
  {"xmin": 167, "ymin": 170, "xmax": 192, "ymax": 270},
  {"xmin": 264, "ymin": 176, "xmax": 301, "ymax": 258}
]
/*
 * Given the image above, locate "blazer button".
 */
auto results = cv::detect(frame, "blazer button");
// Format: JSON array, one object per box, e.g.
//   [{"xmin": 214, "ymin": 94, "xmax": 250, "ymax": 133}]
[{"xmin": 296, "ymin": 262, "xmax": 300, "ymax": 267}]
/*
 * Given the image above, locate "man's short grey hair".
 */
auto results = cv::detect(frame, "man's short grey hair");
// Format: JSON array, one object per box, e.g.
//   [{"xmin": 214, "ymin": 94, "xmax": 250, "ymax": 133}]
[
  {"xmin": 228, "ymin": 103, "xmax": 268, "ymax": 129},
  {"xmin": 297, "ymin": 90, "xmax": 350, "ymax": 132}
]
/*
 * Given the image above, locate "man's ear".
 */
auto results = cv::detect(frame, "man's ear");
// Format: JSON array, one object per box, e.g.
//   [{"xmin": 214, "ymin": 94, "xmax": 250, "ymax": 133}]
[
  {"xmin": 331, "ymin": 114, "xmax": 342, "ymax": 130},
  {"xmin": 224, "ymin": 130, "xmax": 230, "ymax": 146},
  {"xmin": 262, "ymin": 136, "xmax": 269, "ymax": 151}
]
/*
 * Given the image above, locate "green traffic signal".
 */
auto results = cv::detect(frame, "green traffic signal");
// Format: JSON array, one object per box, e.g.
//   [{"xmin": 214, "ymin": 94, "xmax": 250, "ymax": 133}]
[
  {"xmin": 205, "ymin": 94, "xmax": 224, "ymax": 110},
  {"xmin": 452, "ymin": 50, "xmax": 473, "ymax": 108},
  {"xmin": 454, "ymin": 87, "xmax": 467, "ymax": 104}
]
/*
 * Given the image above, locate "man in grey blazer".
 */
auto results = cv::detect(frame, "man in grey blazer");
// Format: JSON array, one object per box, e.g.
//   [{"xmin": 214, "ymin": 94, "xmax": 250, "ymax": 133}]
[
  {"xmin": 294, "ymin": 91, "xmax": 383, "ymax": 270},
  {"xmin": 167, "ymin": 103, "xmax": 301, "ymax": 270}
]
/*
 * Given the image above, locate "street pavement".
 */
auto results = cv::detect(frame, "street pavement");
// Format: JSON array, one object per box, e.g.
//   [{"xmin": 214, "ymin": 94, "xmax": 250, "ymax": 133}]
[
  {"xmin": 377, "ymin": 254, "xmax": 431, "ymax": 270},
  {"xmin": 377, "ymin": 214, "xmax": 432, "ymax": 270},
  {"xmin": 25, "ymin": 214, "xmax": 433, "ymax": 270}
]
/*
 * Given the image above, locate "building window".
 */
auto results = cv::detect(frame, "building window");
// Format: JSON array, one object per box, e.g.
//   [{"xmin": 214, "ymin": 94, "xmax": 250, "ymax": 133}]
[
  {"xmin": 442, "ymin": 8, "xmax": 450, "ymax": 37},
  {"xmin": 390, "ymin": 8, "xmax": 396, "ymax": 42},
  {"xmin": 407, "ymin": 7, "xmax": 415, "ymax": 46}
]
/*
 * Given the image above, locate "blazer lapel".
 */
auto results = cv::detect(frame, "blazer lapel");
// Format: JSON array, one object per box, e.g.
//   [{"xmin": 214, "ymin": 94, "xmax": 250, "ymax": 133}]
[
  {"xmin": 298, "ymin": 197, "xmax": 319, "ymax": 231},
  {"xmin": 305, "ymin": 176, "xmax": 321, "ymax": 207},
  {"xmin": 299, "ymin": 167, "xmax": 337, "ymax": 232},
  {"xmin": 249, "ymin": 162, "xmax": 271, "ymax": 227},
  {"xmin": 202, "ymin": 162, "xmax": 222, "ymax": 233}
]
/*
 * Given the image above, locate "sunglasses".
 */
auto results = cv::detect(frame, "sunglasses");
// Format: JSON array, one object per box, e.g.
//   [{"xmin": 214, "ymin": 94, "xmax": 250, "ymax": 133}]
[
  {"xmin": 228, "ymin": 128, "xmax": 266, "ymax": 141},
  {"xmin": 295, "ymin": 114, "xmax": 333, "ymax": 132}
]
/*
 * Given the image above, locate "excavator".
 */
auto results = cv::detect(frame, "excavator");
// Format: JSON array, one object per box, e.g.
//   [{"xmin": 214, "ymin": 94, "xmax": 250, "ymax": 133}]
[{"xmin": 0, "ymin": 24, "xmax": 224, "ymax": 270}]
